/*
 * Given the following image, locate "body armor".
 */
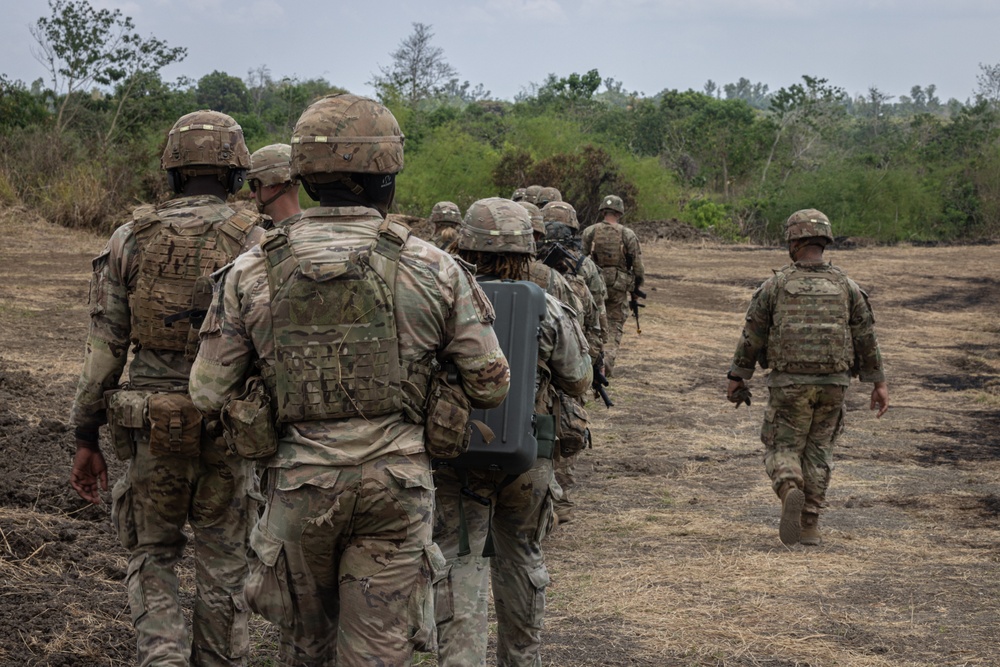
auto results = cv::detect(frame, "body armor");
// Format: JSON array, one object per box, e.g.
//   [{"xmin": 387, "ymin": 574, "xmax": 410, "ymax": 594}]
[
  {"xmin": 130, "ymin": 204, "xmax": 257, "ymax": 361},
  {"xmin": 767, "ymin": 265, "xmax": 854, "ymax": 374},
  {"xmin": 260, "ymin": 221, "xmax": 409, "ymax": 423}
]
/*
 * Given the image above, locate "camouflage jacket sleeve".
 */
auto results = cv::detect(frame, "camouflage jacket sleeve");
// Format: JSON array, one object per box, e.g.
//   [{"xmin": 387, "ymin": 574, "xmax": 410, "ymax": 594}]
[
  {"xmin": 69, "ymin": 225, "xmax": 137, "ymax": 436},
  {"xmin": 847, "ymin": 279, "xmax": 886, "ymax": 383},
  {"xmin": 189, "ymin": 257, "xmax": 257, "ymax": 414},
  {"xmin": 581, "ymin": 225, "xmax": 596, "ymax": 257},
  {"xmin": 728, "ymin": 277, "xmax": 777, "ymax": 380},
  {"xmin": 439, "ymin": 258, "xmax": 510, "ymax": 410},
  {"xmin": 623, "ymin": 227, "xmax": 645, "ymax": 287},
  {"xmin": 539, "ymin": 295, "xmax": 593, "ymax": 398}
]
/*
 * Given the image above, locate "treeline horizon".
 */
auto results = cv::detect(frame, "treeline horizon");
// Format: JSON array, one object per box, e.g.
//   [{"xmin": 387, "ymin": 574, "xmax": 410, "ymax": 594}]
[{"xmin": 3, "ymin": 4, "xmax": 1000, "ymax": 242}]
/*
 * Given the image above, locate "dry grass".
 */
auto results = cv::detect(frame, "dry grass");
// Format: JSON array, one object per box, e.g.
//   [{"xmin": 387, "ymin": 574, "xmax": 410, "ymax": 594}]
[{"xmin": 3, "ymin": 222, "xmax": 1000, "ymax": 666}]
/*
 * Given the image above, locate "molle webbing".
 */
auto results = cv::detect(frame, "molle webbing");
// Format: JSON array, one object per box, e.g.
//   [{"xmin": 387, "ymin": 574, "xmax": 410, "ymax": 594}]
[
  {"xmin": 591, "ymin": 223, "xmax": 627, "ymax": 270},
  {"xmin": 260, "ymin": 220, "xmax": 409, "ymax": 423},
  {"xmin": 130, "ymin": 207, "xmax": 255, "ymax": 359},
  {"xmin": 767, "ymin": 267, "xmax": 854, "ymax": 374}
]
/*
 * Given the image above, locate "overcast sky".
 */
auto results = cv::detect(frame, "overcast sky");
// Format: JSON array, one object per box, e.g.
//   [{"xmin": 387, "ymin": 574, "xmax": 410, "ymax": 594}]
[{"xmin": 3, "ymin": 0, "xmax": 998, "ymax": 105}]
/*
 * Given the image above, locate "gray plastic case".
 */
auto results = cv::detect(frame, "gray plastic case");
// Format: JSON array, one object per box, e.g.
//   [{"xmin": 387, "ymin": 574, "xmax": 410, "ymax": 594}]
[{"xmin": 451, "ymin": 280, "xmax": 546, "ymax": 475}]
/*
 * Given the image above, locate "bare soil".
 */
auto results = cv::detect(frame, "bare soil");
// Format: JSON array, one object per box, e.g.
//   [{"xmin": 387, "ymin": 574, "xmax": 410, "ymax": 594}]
[{"xmin": 2, "ymin": 210, "xmax": 999, "ymax": 666}]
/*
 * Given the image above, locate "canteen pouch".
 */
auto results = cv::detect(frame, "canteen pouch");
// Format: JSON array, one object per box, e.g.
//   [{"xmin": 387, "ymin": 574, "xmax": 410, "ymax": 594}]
[
  {"xmin": 221, "ymin": 376, "xmax": 279, "ymax": 460},
  {"xmin": 147, "ymin": 392, "xmax": 202, "ymax": 458},
  {"xmin": 425, "ymin": 368, "xmax": 474, "ymax": 459},
  {"xmin": 556, "ymin": 391, "xmax": 590, "ymax": 458},
  {"xmin": 104, "ymin": 390, "xmax": 150, "ymax": 461}
]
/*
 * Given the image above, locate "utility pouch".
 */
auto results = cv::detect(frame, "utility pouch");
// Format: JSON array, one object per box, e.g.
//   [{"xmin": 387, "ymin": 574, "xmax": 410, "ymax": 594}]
[
  {"xmin": 425, "ymin": 368, "xmax": 476, "ymax": 459},
  {"xmin": 221, "ymin": 376, "xmax": 278, "ymax": 460},
  {"xmin": 104, "ymin": 390, "xmax": 150, "ymax": 461},
  {"xmin": 147, "ymin": 393, "xmax": 202, "ymax": 458},
  {"xmin": 534, "ymin": 413, "xmax": 556, "ymax": 459},
  {"xmin": 556, "ymin": 391, "xmax": 590, "ymax": 458}
]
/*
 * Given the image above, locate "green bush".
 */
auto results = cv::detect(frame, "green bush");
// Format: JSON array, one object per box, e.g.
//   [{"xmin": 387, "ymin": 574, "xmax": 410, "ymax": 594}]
[
  {"xmin": 393, "ymin": 122, "xmax": 500, "ymax": 215},
  {"xmin": 681, "ymin": 199, "xmax": 745, "ymax": 241}
]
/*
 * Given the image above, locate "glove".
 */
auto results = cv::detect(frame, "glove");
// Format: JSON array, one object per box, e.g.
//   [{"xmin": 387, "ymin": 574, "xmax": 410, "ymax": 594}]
[{"xmin": 728, "ymin": 385, "xmax": 752, "ymax": 408}]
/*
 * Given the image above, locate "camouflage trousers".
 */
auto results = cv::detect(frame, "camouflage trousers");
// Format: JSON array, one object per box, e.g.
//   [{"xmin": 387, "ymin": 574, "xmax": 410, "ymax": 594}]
[
  {"xmin": 603, "ymin": 287, "xmax": 630, "ymax": 378},
  {"xmin": 761, "ymin": 384, "xmax": 846, "ymax": 514},
  {"xmin": 111, "ymin": 429, "xmax": 253, "ymax": 667},
  {"xmin": 433, "ymin": 458, "xmax": 557, "ymax": 667},
  {"xmin": 244, "ymin": 453, "xmax": 440, "ymax": 667},
  {"xmin": 552, "ymin": 454, "xmax": 577, "ymax": 520}
]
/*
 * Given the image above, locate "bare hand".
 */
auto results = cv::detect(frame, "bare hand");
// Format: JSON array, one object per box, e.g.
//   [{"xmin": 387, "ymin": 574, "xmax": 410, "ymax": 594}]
[
  {"xmin": 70, "ymin": 443, "xmax": 108, "ymax": 504},
  {"xmin": 870, "ymin": 381, "xmax": 889, "ymax": 418}
]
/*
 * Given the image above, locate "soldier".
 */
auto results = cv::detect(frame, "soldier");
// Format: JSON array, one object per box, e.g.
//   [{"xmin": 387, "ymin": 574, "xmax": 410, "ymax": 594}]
[
  {"xmin": 727, "ymin": 209, "xmax": 889, "ymax": 546},
  {"xmin": 523, "ymin": 184, "xmax": 543, "ymax": 205},
  {"xmin": 429, "ymin": 200, "xmax": 463, "ymax": 249},
  {"xmin": 511, "ymin": 187, "xmax": 527, "ymax": 202},
  {"xmin": 434, "ymin": 198, "xmax": 592, "ymax": 667},
  {"xmin": 539, "ymin": 218, "xmax": 606, "ymax": 526},
  {"xmin": 581, "ymin": 194, "xmax": 644, "ymax": 377},
  {"xmin": 543, "ymin": 201, "xmax": 609, "ymax": 351},
  {"xmin": 248, "ymin": 143, "xmax": 302, "ymax": 228},
  {"xmin": 189, "ymin": 94, "xmax": 510, "ymax": 666},
  {"xmin": 68, "ymin": 110, "xmax": 265, "ymax": 666},
  {"xmin": 536, "ymin": 185, "xmax": 562, "ymax": 208}
]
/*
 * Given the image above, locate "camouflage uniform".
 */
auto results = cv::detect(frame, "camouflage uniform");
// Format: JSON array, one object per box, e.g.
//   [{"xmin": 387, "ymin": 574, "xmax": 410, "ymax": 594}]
[
  {"xmin": 71, "ymin": 195, "xmax": 264, "ymax": 667},
  {"xmin": 434, "ymin": 198, "xmax": 592, "ymax": 667},
  {"xmin": 429, "ymin": 201, "xmax": 463, "ymax": 250},
  {"xmin": 191, "ymin": 95, "xmax": 510, "ymax": 667},
  {"xmin": 729, "ymin": 209, "xmax": 885, "ymax": 544},
  {"xmin": 581, "ymin": 197, "xmax": 643, "ymax": 377}
]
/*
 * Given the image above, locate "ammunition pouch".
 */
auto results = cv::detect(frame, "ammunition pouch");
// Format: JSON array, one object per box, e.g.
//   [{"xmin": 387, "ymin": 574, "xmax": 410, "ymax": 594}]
[
  {"xmin": 221, "ymin": 376, "xmax": 278, "ymax": 460},
  {"xmin": 534, "ymin": 413, "xmax": 556, "ymax": 459},
  {"xmin": 555, "ymin": 391, "xmax": 590, "ymax": 458},
  {"xmin": 147, "ymin": 392, "xmax": 202, "ymax": 458},
  {"xmin": 104, "ymin": 390, "xmax": 151, "ymax": 461},
  {"xmin": 425, "ymin": 368, "xmax": 495, "ymax": 460}
]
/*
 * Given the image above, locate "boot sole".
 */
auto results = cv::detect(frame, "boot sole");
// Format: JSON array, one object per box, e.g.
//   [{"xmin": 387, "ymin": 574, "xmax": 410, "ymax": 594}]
[{"xmin": 779, "ymin": 488, "xmax": 805, "ymax": 546}]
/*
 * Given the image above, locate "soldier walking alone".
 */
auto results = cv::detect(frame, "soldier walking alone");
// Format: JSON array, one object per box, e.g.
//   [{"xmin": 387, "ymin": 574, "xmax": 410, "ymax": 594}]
[{"xmin": 727, "ymin": 209, "xmax": 889, "ymax": 546}]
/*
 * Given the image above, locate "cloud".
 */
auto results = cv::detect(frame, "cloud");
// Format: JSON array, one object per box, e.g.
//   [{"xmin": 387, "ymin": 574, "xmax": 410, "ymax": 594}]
[{"xmin": 484, "ymin": 0, "xmax": 566, "ymax": 21}]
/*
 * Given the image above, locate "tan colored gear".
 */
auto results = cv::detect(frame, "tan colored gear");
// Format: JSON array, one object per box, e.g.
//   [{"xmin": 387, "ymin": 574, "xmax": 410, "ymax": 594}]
[
  {"xmin": 160, "ymin": 110, "xmax": 251, "ymax": 171},
  {"xmin": 291, "ymin": 94, "xmax": 404, "ymax": 178},
  {"xmin": 249, "ymin": 143, "xmax": 295, "ymax": 186},
  {"xmin": 458, "ymin": 197, "xmax": 535, "ymax": 255}
]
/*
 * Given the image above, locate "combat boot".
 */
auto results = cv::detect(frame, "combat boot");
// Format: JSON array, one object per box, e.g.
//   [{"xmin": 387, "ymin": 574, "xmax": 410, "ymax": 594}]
[
  {"xmin": 800, "ymin": 512, "xmax": 821, "ymax": 546},
  {"xmin": 777, "ymin": 481, "xmax": 804, "ymax": 546}
]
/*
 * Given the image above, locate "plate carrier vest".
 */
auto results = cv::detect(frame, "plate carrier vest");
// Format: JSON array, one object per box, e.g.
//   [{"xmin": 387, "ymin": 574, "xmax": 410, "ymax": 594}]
[
  {"xmin": 260, "ymin": 219, "xmax": 414, "ymax": 423},
  {"xmin": 130, "ymin": 204, "xmax": 258, "ymax": 361},
  {"xmin": 767, "ymin": 265, "xmax": 854, "ymax": 375}
]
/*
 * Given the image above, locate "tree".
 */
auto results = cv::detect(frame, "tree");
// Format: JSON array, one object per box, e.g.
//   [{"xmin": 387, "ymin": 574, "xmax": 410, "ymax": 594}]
[
  {"xmin": 976, "ymin": 62, "xmax": 1000, "ymax": 109},
  {"xmin": 196, "ymin": 71, "xmax": 250, "ymax": 115},
  {"xmin": 30, "ymin": 0, "xmax": 186, "ymax": 134},
  {"xmin": 370, "ymin": 22, "xmax": 458, "ymax": 108}
]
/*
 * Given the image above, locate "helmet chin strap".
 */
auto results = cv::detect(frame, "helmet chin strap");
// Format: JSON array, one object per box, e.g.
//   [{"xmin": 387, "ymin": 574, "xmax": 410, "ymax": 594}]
[{"xmin": 257, "ymin": 182, "xmax": 293, "ymax": 212}]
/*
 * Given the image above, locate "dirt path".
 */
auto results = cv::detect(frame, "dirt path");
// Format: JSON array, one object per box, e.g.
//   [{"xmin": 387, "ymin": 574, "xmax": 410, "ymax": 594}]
[{"xmin": 1, "ymin": 213, "xmax": 999, "ymax": 666}]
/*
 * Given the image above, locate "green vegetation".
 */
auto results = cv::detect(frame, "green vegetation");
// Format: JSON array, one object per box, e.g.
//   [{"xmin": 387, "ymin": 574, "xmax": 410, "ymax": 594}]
[{"xmin": 3, "ymin": 4, "xmax": 1000, "ymax": 242}]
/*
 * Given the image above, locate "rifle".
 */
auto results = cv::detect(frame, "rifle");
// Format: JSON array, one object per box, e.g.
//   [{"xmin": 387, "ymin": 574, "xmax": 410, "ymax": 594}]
[
  {"xmin": 629, "ymin": 288, "xmax": 646, "ymax": 334},
  {"xmin": 540, "ymin": 242, "xmax": 577, "ymax": 275},
  {"xmin": 592, "ymin": 352, "xmax": 613, "ymax": 408}
]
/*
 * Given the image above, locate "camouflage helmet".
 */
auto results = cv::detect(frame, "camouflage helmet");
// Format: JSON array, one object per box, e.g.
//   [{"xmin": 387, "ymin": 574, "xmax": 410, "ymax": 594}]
[
  {"xmin": 249, "ymin": 143, "xmax": 294, "ymax": 187},
  {"xmin": 290, "ymin": 94, "xmax": 404, "ymax": 179},
  {"xmin": 511, "ymin": 187, "xmax": 527, "ymax": 202},
  {"xmin": 458, "ymin": 197, "xmax": 535, "ymax": 255},
  {"xmin": 537, "ymin": 186, "xmax": 563, "ymax": 207},
  {"xmin": 599, "ymin": 194, "xmax": 625, "ymax": 216},
  {"xmin": 160, "ymin": 110, "xmax": 251, "ymax": 171},
  {"xmin": 785, "ymin": 208, "xmax": 834, "ymax": 243},
  {"xmin": 523, "ymin": 184, "xmax": 543, "ymax": 205},
  {"xmin": 516, "ymin": 201, "xmax": 545, "ymax": 235},
  {"xmin": 430, "ymin": 201, "xmax": 462, "ymax": 226},
  {"xmin": 541, "ymin": 201, "xmax": 579, "ymax": 230}
]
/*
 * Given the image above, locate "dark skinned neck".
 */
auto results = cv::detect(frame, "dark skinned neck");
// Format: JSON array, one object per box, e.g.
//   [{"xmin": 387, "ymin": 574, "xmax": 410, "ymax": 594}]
[{"xmin": 180, "ymin": 175, "xmax": 228, "ymax": 200}]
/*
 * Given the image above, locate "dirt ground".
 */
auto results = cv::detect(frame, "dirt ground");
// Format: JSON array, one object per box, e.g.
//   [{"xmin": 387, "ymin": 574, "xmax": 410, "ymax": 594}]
[{"xmin": 2, "ymin": 208, "xmax": 999, "ymax": 666}]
